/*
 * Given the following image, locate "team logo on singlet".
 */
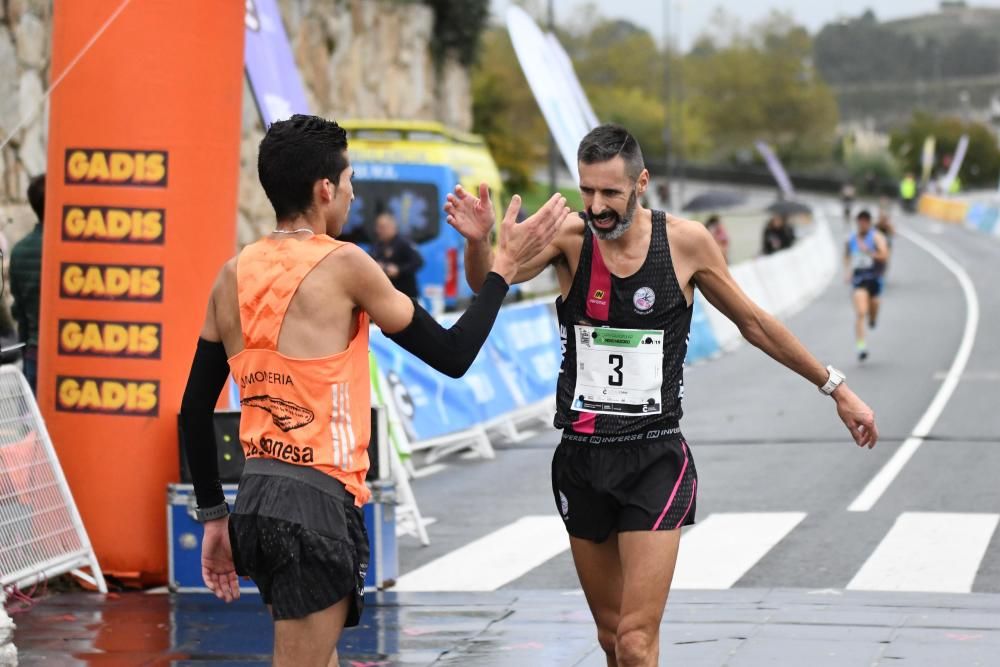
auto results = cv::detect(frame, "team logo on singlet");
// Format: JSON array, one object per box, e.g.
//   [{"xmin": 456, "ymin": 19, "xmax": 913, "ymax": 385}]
[
  {"xmin": 592, "ymin": 289, "xmax": 605, "ymax": 300},
  {"xmin": 241, "ymin": 395, "xmax": 315, "ymax": 431},
  {"xmin": 633, "ymin": 286, "xmax": 655, "ymax": 313}
]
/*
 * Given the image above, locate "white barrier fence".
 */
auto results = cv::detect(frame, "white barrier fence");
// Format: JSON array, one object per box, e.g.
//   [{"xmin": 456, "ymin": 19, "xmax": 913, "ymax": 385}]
[{"xmin": 0, "ymin": 367, "xmax": 106, "ymax": 599}]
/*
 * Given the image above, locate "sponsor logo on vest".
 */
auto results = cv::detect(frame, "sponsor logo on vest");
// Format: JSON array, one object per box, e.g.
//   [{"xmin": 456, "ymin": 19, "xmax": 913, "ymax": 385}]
[
  {"xmin": 56, "ymin": 375, "xmax": 159, "ymax": 416},
  {"xmin": 62, "ymin": 205, "xmax": 165, "ymax": 244},
  {"xmin": 60, "ymin": 262, "xmax": 163, "ymax": 301},
  {"xmin": 241, "ymin": 395, "xmax": 315, "ymax": 431},
  {"xmin": 65, "ymin": 148, "xmax": 168, "ymax": 186},
  {"xmin": 238, "ymin": 371, "xmax": 295, "ymax": 389},
  {"xmin": 592, "ymin": 289, "xmax": 605, "ymax": 300},
  {"xmin": 58, "ymin": 319, "xmax": 161, "ymax": 358},
  {"xmin": 633, "ymin": 286, "xmax": 655, "ymax": 312},
  {"xmin": 244, "ymin": 436, "xmax": 315, "ymax": 464}
]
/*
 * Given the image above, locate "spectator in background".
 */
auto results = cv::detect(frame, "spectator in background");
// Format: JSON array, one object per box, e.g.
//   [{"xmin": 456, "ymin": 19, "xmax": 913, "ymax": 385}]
[
  {"xmin": 10, "ymin": 174, "xmax": 45, "ymax": 393},
  {"xmin": 840, "ymin": 181, "xmax": 856, "ymax": 224},
  {"xmin": 704, "ymin": 214, "xmax": 730, "ymax": 263},
  {"xmin": 370, "ymin": 211, "xmax": 424, "ymax": 299},
  {"xmin": 899, "ymin": 172, "xmax": 917, "ymax": 212},
  {"xmin": 761, "ymin": 213, "xmax": 795, "ymax": 255}
]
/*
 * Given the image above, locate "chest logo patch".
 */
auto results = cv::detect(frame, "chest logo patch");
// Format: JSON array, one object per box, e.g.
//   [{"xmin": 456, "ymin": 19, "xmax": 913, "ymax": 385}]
[{"xmin": 633, "ymin": 286, "xmax": 655, "ymax": 312}]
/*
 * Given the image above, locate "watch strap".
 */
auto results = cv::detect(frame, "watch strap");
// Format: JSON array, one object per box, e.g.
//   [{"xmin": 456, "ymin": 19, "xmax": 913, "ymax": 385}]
[{"xmin": 195, "ymin": 502, "xmax": 229, "ymax": 522}]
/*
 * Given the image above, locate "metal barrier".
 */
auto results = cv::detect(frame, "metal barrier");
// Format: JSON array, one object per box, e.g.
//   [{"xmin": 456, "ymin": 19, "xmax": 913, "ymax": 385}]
[{"xmin": 0, "ymin": 367, "xmax": 106, "ymax": 595}]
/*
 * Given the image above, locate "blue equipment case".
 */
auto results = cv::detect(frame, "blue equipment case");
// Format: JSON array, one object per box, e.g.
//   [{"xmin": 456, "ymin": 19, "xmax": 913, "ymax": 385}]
[{"xmin": 167, "ymin": 480, "xmax": 398, "ymax": 593}]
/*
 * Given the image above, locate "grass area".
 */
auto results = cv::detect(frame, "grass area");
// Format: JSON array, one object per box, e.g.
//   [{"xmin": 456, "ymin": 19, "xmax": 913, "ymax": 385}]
[{"xmin": 517, "ymin": 181, "xmax": 584, "ymax": 215}]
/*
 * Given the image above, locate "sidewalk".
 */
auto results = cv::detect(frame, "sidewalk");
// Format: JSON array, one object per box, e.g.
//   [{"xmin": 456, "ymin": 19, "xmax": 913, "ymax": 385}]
[{"xmin": 10, "ymin": 588, "xmax": 1000, "ymax": 665}]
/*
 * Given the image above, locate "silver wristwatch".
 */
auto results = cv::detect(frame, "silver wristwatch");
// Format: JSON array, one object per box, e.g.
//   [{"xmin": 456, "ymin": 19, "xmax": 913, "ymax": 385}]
[{"xmin": 818, "ymin": 365, "xmax": 845, "ymax": 396}]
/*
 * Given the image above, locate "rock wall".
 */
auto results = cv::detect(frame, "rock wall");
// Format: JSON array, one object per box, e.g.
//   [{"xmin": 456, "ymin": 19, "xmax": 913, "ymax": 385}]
[
  {"xmin": 0, "ymin": 0, "xmax": 51, "ymax": 251},
  {"xmin": 0, "ymin": 0, "xmax": 473, "ymax": 248}
]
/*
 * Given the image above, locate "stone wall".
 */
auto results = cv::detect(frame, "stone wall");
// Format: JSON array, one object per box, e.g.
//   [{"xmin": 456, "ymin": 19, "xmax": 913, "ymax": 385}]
[
  {"xmin": 0, "ymin": 0, "xmax": 473, "ymax": 248},
  {"xmin": 0, "ymin": 0, "xmax": 51, "ymax": 252}
]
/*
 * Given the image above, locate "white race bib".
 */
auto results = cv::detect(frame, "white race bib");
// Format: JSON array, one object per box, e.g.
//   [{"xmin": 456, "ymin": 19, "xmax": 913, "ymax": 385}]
[{"xmin": 572, "ymin": 326, "xmax": 664, "ymax": 416}]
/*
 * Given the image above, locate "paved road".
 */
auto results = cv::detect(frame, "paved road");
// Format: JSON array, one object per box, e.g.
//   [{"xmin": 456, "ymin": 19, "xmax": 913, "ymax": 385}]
[{"xmin": 396, "ymin": 203, "xmax": 1000, "ymax": 596}]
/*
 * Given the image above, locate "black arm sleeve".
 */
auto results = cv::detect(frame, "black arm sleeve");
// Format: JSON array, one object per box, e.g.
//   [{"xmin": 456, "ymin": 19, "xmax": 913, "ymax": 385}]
[
  {"xmin": 386, "ymin": 271, "xmax": 509, "ymax": 379},
  {"xmin": 179, "ymin": 338, "xmax": 231, "ymax": 509}
]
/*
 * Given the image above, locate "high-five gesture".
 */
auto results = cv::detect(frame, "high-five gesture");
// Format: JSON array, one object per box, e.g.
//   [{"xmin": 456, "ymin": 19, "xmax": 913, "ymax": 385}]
[
  {"xmin": 491, "ymin": 192, "xmax": 570, "ymax": 281},
  {"xmin": 445, "ymin": 182, "xmax": 497, "ymax": 242}
]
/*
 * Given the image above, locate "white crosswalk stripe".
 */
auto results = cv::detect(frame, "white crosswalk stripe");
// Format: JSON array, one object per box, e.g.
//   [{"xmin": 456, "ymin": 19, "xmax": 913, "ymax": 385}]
[
  {"xmin": 671, "ymin": 512, "xmax": 807, "ymax": 589},
  {"xmin": 397, "ymin": 511, "xmax": 1000, "ymax": 594},
  {"xmin": 848, "ymin": 512, "xmax": 1000, "ymax": 593},
  {"xmin": 394, "ymin": 516, "xmax": 569, "ymax": 592}
]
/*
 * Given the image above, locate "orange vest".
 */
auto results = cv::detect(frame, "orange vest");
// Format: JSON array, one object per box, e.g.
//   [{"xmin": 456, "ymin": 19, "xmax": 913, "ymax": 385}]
[{"xmin": 229, "ymin": 235, "xmax": 371, "ymax": 505}]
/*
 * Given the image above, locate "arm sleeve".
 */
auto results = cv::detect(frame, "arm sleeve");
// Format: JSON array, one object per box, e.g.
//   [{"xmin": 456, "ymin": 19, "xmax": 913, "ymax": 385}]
[
  {"xmin": 178, "ymin": 338, "xmax": 231, "ymax": 509},
  {"xmin": 386, "ymin": 271, "xmax": 509, "ymax": 379}
]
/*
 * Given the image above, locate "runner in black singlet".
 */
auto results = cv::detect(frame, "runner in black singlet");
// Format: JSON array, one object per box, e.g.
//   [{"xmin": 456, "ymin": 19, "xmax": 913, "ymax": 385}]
[{"xmin": 447, "ymin": 124, "xmax": 880, "ymax": 667}]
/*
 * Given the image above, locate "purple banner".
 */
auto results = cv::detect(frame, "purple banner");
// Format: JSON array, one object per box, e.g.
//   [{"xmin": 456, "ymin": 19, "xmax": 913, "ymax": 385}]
[{"xmin": 244, "ymin": 0, "xmax": 310, "ymax": 125}]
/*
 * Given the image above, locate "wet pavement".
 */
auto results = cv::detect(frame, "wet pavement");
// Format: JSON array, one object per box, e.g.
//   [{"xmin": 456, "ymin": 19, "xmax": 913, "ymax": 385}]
[{"xmin": 9, "ymin": 588, "xmax": 1000, "ymax": 665}]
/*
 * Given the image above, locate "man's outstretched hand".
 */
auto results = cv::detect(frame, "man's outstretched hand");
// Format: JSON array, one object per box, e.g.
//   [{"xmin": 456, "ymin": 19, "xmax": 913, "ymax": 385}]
[{"xmin": 445, "ymin": 182, "xmax": 496, "ymax": 243}]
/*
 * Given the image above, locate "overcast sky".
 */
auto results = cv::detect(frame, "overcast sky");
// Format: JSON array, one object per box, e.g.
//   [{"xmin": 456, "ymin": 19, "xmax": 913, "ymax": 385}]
[{"xmin": 491, "ymin": 0, "xmax": 1000, "ymax": 50}]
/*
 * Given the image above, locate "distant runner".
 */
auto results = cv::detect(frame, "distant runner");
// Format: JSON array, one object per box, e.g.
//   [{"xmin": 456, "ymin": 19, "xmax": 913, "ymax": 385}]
[{"xmin": 845, "ymin": 209, "xmax": 890, "ymax": 361}]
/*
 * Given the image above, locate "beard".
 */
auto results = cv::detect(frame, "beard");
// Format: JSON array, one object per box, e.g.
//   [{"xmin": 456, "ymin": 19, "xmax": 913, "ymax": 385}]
[{"xmin": 586, "ymin": 190, "xmax": 638, "ymax": 241}]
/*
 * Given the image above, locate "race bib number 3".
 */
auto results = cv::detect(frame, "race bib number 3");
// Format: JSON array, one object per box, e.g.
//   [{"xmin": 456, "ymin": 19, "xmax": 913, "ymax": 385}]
[{"xmin": 573, "ymin": 326, "xmax": 663, "ymax": 416}]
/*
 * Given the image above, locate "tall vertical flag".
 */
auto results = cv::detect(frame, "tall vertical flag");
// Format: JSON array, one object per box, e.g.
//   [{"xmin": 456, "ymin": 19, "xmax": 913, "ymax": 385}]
[
  {"xmin": 507, "ymin": 6, "xmax": 598, "ymax": 183},
  {"xmin": 244, "ymin": 0, "xmax": 311, "ymax": 125},
  {"xmin": 920, "ymin": 136, "xmax": 936, "ymax": 185},
  {"xmin": 940, "ymin": 134, "xmax": 969, "ymax": 194},
  {"xmin": 41, "ymin": 0, "xmax": 244, "ymax": 578},
  {"xmin": 754, "ymin": 141, "xmax": 795, "ymax": 199}
]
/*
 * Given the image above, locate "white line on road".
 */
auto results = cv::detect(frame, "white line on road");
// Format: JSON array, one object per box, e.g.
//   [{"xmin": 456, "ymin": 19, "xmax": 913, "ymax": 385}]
[
  {"xmin": 848, "ymin": 227, "xmax": 980, "ymax": 512},
  {"xmin": 672, "ymin": 512, "xmax": 807, "ymax": 589},
  {"xmin": 393, "ymin": 516, "xmax": 568, "ymax": 591},
  {"xmin": 847, "ymin": 512, "xmax": 999, "ymax": 593}
]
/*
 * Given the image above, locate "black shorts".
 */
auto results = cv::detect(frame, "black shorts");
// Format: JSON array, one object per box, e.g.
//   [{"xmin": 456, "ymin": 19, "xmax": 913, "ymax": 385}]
[
  {"xmin": 228, "ymin": 464, "xmax": 369, "ymax": 624},
  {"xmin": 551, "ymin": 434, "xmax": 697, "ymax": 542},
  {"xmin": 852, "ymin": 272, "xmax": 883, "ymax": 297}
]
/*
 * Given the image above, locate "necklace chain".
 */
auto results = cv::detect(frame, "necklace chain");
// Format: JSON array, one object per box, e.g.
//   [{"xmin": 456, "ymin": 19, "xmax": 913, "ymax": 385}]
[{"xmin": 272, "ymin": 227, "xmax": 315, "ymax": 236}]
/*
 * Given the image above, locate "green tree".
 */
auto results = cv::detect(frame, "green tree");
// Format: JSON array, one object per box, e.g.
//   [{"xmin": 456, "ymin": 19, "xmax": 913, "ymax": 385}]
[
  {"xmin": 685, "ymin": 12, "xmax": 839, "ymax": 165},
  {"xmin": 470, "ymin": 28, "xmax": 548, "ymax": 192},
  {"xmin": 890, "ymin": 112, "xmax": 1000, "ymax": 187}
]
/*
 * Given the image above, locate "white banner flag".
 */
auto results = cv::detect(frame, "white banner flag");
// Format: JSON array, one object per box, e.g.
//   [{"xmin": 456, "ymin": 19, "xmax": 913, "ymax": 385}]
[
  {"xmin": 507, "ymin": 6, "xmax": 595, "ymax": 182},
  {"xmin": 754, "ymin": 140, "xmax": 795, "ymax": 198},
  {"xmin": 939, "ymin": 134, "xmax": 969, "ymax": 194}
]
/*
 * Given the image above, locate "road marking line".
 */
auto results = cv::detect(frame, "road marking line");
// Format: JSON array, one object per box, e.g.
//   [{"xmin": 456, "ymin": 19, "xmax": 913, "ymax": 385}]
[
  {"xmin": 848, "ymin": 512, "xmax": 999, "ymax": 593},
  {"xmin": 848, "ymin": 227, "xmax": 979, "ymax": 512},
  {"xmin": 394, "ymin": 516, "xmax": 568, "ymax": 591},
  {"xmin": 672, "ymin": 512, "xmax": 806, "ymax": 589}
]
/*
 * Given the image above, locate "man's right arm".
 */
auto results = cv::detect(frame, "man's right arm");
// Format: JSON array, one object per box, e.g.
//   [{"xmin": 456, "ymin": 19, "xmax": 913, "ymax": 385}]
[{"xmin": 464, "ymin": 236, "xmax": 562, "ymax": 292}]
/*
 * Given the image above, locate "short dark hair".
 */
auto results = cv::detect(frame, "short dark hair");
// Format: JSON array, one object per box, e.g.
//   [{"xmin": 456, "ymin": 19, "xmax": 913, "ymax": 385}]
[
  {"xmin": 258, "ymin": 114, "xmax": 349, "ymax": 220},
  {"xmin": 856, "ymin": 209, "xmax": 872, "ymax": 222},
  {"xmin": 27, "ymin": 174, "xmax": 45, "ymax": 222},
  {"xmin": 577, "ymin": 124, "xmax": 645, "ymax": 181}
]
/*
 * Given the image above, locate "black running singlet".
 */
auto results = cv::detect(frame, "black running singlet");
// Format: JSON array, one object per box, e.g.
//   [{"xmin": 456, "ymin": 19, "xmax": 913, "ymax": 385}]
[{"xmin": 554, "ymin": 211, "xmax": 692, "ymax": 438}]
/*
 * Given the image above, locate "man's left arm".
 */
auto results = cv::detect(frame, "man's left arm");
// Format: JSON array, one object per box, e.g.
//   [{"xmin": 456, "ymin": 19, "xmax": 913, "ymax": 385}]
[
  {"xmin": 178, "ymin": 269, "xmax": 240, "ymax": 602},
  {"xmin": 685, "ymin": 223, "xmax": 878, "ymax": 449}
]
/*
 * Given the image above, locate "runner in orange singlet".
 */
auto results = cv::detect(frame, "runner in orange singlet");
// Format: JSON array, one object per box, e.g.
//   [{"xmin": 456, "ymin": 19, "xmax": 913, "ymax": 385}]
[{"xmin": 179, "ymin": 115, "xmax": 569, "ymax": 666}]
